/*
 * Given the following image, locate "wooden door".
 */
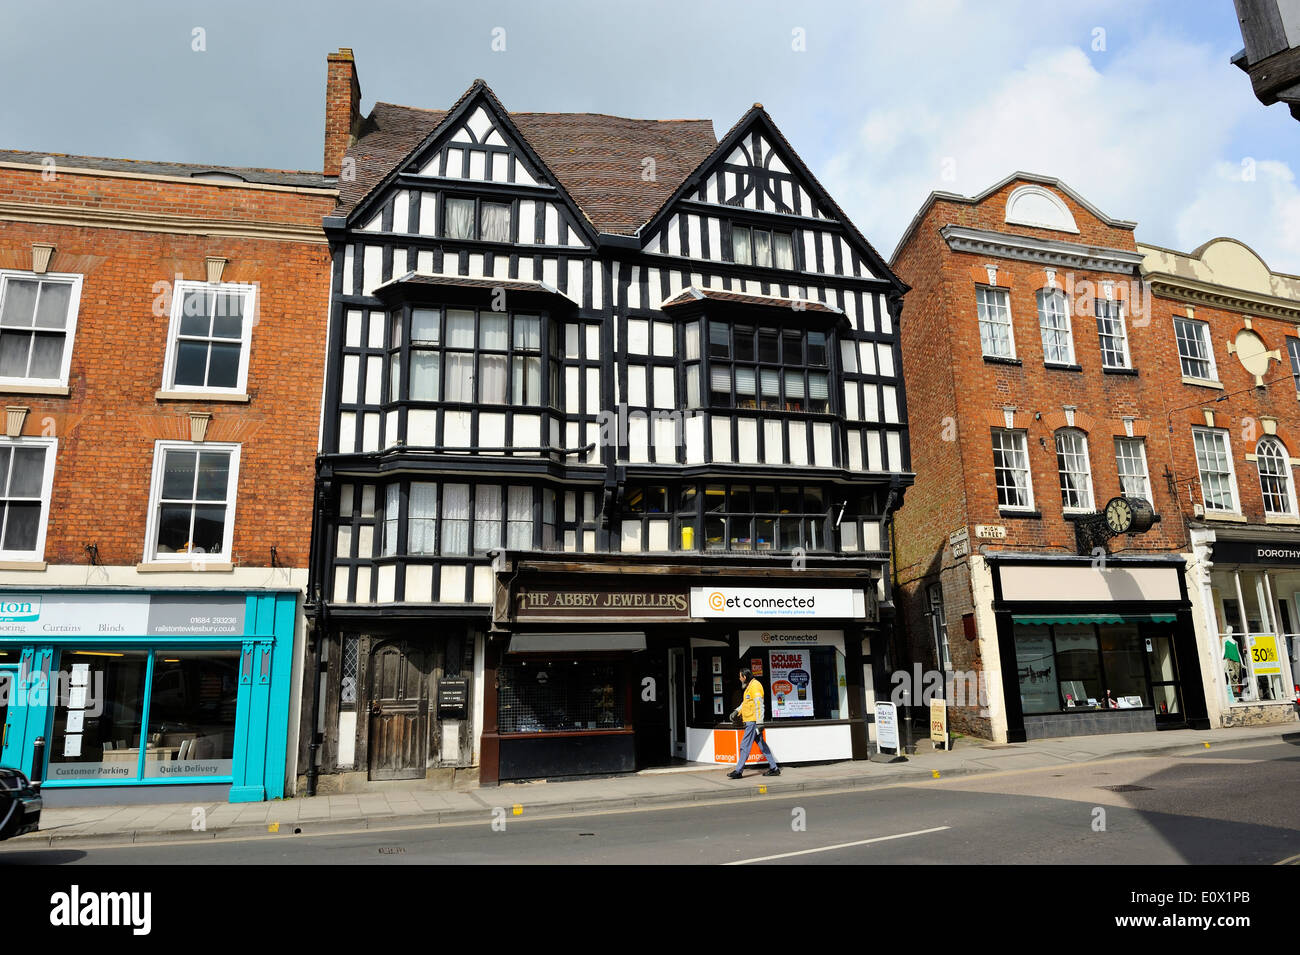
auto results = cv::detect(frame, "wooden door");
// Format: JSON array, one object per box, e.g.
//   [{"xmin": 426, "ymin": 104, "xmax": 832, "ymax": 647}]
[{"xmin": 368, "ymin": 641, "xmax": 429, "ymax": 780}]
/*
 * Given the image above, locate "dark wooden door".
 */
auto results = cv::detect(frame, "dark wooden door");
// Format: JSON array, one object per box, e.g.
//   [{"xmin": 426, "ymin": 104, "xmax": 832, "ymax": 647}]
[{"xmin": 368, "ymin": 641, "xmax": 429, "ymax": 780}]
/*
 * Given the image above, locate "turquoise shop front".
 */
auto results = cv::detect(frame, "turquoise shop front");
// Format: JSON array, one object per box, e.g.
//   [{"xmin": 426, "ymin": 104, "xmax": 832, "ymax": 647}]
[{"xmin": 0, "ymin": 590, "xmax": 297, "ymax": 804}]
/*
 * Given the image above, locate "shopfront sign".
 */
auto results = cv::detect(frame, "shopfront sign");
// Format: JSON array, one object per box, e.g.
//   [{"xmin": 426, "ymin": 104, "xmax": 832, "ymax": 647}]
[
  {"xmin": 1248, "ymin": 634, "xmax": 1284, "ymax": 676},
  {"xmin": 930, "ymin": 697, "xmax": 949, "ymax": 749},
  {"xmin": 514, "ymin": 585, "xmax": 689, "ymax": 620},
  {"xmin": 690, "ymin": 588, "xmax": 864, "ymax": 619},
  {"xmin": 1212, "ymin": 539, "xmax": 1300, "ymax": 565},
  {"xmin": 740, "ymin": 629, "xmax": 845, "ymax": 649},
  {"xmin": 0, "ymin": 593, "xmax": 246, "ymax": 637}
]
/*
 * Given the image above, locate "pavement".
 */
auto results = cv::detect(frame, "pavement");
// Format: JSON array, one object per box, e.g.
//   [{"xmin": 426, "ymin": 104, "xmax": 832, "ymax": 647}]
[{"xmin": 8, "ymin": 723, "xmax": 1297, "ymax": 849}]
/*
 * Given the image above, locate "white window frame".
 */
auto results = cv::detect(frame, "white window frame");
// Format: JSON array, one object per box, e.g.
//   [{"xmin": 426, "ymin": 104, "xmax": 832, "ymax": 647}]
[
  {"xmin": 976, "ymin": 286, "xmax": 1015, "ymax": 360},
  {"xmin": 1174, "ymin": 317, "xmax": 1218, "ymax": 382},
  {"xmin": 1054, "ymin": 429, "xmax": 1095, "ymax": 512},
  {"xmin": 143, "ymin": 440, "xmax": 241, "ymax": 562},
  {"xmin": 1255, "ymin": 437, "xmax": 1297, "ymax": 517},
  {"xmin": 161, "ymin": 280, "xmax": 257, "ymax": 395},
  {"xmin": 0, "ymin": 270, "xmax": 83, "ymax": 389},
  {"xmin": 928, "ymin": 582, "xmax": 951, "ymax": 671},
  {"xmin": 0, "ymin": 436, "xmax": 58, "ymax": 561},
  {"xmin": 1192, "ymin": 427, "xmax": 1240, "ymax": 514},
  {"xmin": 1036, "ymin": 287, "xmax": 1074, "ymax": 365},
  {"xmin": 1095, "ymin": 297, "xmax": 1131, "ymax": 369},
  {"xmin": 992, "ymin": 428, "xmax": 1034, "ymax": 511},
  {"xmin": 1114, "ymin": 437, "xmax": 1152, "ymax": 502}
]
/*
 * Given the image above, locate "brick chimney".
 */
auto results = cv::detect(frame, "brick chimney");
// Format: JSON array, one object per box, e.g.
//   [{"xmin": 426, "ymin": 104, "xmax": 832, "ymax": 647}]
[{"xmin": 324, "ymin": 48, "xmax": 362, "ymax": 178}]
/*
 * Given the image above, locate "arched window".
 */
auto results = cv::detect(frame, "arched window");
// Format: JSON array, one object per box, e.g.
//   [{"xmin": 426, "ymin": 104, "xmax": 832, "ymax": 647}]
[
  {"xmin": 1256, "ymin": 437, "xmax": 1296, "ymax": 516},
  {"xmin": 1055, "ymin": 429, "xmax": 1093, "ymax": 512}
]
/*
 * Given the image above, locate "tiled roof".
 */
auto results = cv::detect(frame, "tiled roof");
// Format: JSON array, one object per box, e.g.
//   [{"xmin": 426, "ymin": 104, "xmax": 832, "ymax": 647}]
[
  {"xmin": 334, "ymin": 99, "xmax": 717, "ymax": 234},
  {"xmin": 0, "ymin": 149, "xmax": 334, "ymax": 189},
  {"xmin": 662, "ymin": 286, "xmax": 844, "ymax": 314}
]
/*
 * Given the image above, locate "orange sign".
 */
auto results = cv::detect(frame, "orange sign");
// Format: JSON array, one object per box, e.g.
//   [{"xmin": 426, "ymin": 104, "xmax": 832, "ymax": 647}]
[{"xmin": 713, "ymin": 728, "xmax": 771, "ymax": 765}]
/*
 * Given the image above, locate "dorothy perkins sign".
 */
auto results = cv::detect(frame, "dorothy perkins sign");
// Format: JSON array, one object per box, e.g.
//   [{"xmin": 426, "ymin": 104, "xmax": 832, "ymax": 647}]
[{"xmin": 1212, "ymin": 539, "xmax": 1300, "ymax": 564}]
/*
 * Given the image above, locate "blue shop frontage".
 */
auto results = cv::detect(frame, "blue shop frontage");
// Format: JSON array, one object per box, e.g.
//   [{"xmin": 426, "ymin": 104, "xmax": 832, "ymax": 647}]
[{"xmin": 0, "ymin": 589, "xmax": 298, "ymax": 805}]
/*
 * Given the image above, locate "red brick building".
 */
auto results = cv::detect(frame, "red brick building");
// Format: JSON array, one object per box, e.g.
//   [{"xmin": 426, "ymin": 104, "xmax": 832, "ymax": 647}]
[
  {"xmin": 1139, "ymin": 237, "xmax": 1300, "ymax": 730},
  {"xmin": 891, "ymin": 173, "xmax": 1215, "ymax": 743},
  {"xmin": 0, "ymin": 148, "xmax": 336, "ymax": 802}
]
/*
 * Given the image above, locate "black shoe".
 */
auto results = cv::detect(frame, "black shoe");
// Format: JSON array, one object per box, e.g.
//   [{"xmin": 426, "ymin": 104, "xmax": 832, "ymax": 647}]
[
  {"xmin": 726, "ymin": 771, "xmax": 743, "ymax": 779},
  {"xmin": 763, "ymin": 768, "xmax": 781, "ymax": 776}
]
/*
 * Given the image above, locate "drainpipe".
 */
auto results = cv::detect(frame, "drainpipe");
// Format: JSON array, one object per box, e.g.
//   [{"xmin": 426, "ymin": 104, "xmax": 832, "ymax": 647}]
[{"xmin": 305, "ymin": 458, "xmax": 334, "ymax": 797}]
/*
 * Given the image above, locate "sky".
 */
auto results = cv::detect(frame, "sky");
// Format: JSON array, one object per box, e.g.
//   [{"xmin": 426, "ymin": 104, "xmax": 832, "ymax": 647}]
[{"xmin": 4, "ymin": 0, "xmax": 1298, "ymax": 271}]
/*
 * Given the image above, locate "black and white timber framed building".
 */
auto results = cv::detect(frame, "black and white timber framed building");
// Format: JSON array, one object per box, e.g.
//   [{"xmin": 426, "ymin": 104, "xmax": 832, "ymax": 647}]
[{"xmin": 302, "ymin": 56, "xmax": 913, "ymax": 789}]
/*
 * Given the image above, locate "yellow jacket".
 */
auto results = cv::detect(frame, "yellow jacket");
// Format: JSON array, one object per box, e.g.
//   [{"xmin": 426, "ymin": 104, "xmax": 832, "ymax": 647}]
[{"xmin": 740, "ymin": 679, "xmax": 765, "ymax": 722}]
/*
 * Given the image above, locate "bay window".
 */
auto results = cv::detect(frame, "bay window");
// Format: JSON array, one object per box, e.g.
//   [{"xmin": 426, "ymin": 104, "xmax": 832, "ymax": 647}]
[{"xmin": 702, "ymin": 320, "xmax": 830, "ymax": 413}]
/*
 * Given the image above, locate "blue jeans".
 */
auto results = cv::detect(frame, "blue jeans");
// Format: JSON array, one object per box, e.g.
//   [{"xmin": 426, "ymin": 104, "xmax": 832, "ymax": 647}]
[{"xmin": 736, "ymin": 722, "xmax": 778, "ymax": 771}]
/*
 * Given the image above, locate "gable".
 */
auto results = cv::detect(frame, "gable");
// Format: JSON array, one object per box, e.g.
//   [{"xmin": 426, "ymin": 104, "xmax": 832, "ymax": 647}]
[
  {"xmin": 696, "ymin": 129, "xmax": 830, "ymax": 219},
  {"xmin": 409, "ymin": 104, "xmax": 543, "ymax": 186}
]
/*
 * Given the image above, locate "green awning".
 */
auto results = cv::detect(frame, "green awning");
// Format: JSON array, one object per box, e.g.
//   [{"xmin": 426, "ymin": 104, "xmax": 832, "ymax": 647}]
[{"xmin": 1012, "ymin": 613, "xmax": 1178, "ymax": 626}]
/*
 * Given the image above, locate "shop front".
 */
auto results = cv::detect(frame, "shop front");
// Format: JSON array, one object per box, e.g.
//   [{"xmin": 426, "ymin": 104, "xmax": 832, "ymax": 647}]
[
  {"xmin": 987, "ymin": 555, "xmax": 1210, "ymax": 742},
  {"xmin": 1190, "ymin": 532, "xmax": 1300, "ymax": 727},
  {"xmin": 0, "ymin": 590, "xmax": 298, "ymax": 805},
  {"xmin": 481, "ymin": 560, "xmax": 879, "ymax": 783}
]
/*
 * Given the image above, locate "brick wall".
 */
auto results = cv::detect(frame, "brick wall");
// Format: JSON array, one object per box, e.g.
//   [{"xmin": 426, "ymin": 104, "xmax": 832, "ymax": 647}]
[{"xmin": 0, "ymin": 165, "xmax": 334, "ymax": 569}]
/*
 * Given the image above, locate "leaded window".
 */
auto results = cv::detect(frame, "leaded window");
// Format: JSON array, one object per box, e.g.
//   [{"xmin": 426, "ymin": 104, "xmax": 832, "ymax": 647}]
[{"xmin": 703, "ymin": 320, "xmax": 830, "ymax": 412}]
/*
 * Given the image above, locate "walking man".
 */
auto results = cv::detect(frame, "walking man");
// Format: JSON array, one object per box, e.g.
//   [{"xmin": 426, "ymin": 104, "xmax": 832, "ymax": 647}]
[{"xmin": 727, "ymin": 668, "xmax": 780, "ymax": 778}]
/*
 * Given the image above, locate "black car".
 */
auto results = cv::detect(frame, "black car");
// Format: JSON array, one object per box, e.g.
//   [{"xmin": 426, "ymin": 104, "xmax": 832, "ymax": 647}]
[{"xmin": 0, "ymin": 767, "xmax": 41, "ymax": 840}]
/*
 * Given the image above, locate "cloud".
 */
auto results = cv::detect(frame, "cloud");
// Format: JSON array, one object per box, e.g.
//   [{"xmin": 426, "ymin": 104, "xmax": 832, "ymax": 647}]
[{"xmin": 816, "ymin": 8, "xmax": 1300, "ymax": 272}]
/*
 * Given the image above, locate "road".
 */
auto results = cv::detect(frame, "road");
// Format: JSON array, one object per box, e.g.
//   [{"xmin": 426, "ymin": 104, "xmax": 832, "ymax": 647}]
[{"xmin": 2, "ymin": 741, "xmax": 1297, "ymax": 865}]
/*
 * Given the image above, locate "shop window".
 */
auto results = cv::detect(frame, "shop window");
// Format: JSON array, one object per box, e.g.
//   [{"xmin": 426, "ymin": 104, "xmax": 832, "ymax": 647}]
[
  {"xmin": 497, "ymin": 661, "xmax": 624, "ymax": 733},
  {"xmin": 163, "ymin": 282, "xmax": 256, "ymax": 394},
  {"xmin": 1098, "ymin": 626, "xmax": 1147, "ymax": 706},
  {"xmin": 739, "ymin": 645, "xmax": 846, "ymax": 721},
  {"xmin": 145, "ymin": 442, "xmax": 240, "ymax": 561},
  {"xmin": 144, "ymin": 649, "xmax": 238, "ymax": 778},
  {"xmin": 1015, "ymin": 625, "xmax": 1058, "ymax": 714},
  {"xmin": 0, "ymin": 270, "xmax": 82, "ymax": 388},
  {"xmin": 47, "ymin": 650, "xmax": 150, "ymax": 781}
]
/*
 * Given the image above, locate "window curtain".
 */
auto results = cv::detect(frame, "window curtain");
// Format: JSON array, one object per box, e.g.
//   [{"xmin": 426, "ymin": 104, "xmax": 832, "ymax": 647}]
[
  {"xmin": 478, "ymin": 354, "xmax": 507, "ymax": 403},
  {"xmin": 474, "ymin": 486, "xmax": 502, "ymax": 552},
  {"xmin": 445, "ymin": 199, "xmax": 475, "ymax": 239},
  {"xmin": 408, "ymin": 482, "xmax": 438, "ymax": 555},
  {"xmin": 507, "ymin": 486, "xmax": 533, "ymax": 549},
  {"xmin": 773, "ymin": 233, "xmax": 794, "ymax": 270},
  {"xmin": 753, "ymin": 230, "xmax": 772, "ymax": 268},
  {"xmin": 442, "ymin": 483, "xmax": 470, "ymax": 554},
  {"xmin": 444, "ymin": 353, "xmax": 474, "ymax": 402},
  {"xmin": 382, "ymin": 484, "xmax": 400, "ymax": 557},
  {"xmin": 480, "ymin": 203, "xmax": 511, "ymax": 242},
  {"xmin": 731, "ymin": 227, "xmax": 751, "ymax": 265}
]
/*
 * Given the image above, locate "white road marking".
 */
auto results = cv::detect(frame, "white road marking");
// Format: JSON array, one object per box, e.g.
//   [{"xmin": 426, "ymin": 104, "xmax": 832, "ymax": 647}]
[{"xmin": 724, "ymin": 825, "xmax": 951, "ymax": 865}]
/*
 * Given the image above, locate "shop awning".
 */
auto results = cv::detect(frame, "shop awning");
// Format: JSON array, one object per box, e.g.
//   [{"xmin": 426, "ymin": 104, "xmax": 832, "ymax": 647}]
[
  {"xmin": 507, "ymin": 632, "xmax": 647, "ymax": 653},
  {"xmin": 1012, "ymin": 613, "xmax": 1178, "ymax": 626}
]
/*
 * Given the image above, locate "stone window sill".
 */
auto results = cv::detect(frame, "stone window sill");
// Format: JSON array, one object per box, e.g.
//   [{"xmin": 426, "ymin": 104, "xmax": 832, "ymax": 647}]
[
  {"xmin": 983, "ymin": 356, "xmax": 1022, "ymax": 367},
  {"xmin": 1265, "ymin": 514, "xmax": 1300, "ymax": 525},
  {"xmin": 998, "ymin": 509, "xmax": 1042, "ymax": 519},
  {"xmin": 0, "ymin": 383, "xmax": 70, "ymax": 397},
  {"xmin": 1202, "ymin": 511, "xmax": 1247, "ymax": 523},
  {"xmin": 155, "ymin": 390, "xmax": 250, "ymax": 404},
  {"xmin": 136, "ymin": 561, "xmax": 235, "ymax": 573},
  {"xmin": 1044, "ymin": 362, "xmax": 1082, "ymax": 372},
  {"xmin": 0, "ymin": 560, "xmax": 47, "ymax": 571},
  {"xmin": 1102, "ymin": 366, "xmax": 1139, "ymax": 376},
  {"xmin": 1182, "ymin": 376, "xmax": 1224, "ymax": 390}
]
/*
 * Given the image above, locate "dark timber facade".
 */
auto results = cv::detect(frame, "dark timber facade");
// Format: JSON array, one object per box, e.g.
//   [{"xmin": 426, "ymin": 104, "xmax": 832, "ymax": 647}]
[{"xmin": 301, "ymin": 51, "xmax": 913, "ymax": 790}]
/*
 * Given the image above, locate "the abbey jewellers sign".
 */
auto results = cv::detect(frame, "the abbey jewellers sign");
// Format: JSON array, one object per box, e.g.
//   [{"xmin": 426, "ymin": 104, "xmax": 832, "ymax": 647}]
[{"xmin": 514, "ymin": 585, "xmax": 690, "ymax": 620}]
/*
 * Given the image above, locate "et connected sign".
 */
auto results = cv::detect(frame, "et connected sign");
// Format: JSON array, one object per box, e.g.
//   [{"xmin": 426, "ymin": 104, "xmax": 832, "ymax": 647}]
[{"xmin": 689, "ymin": 587, "xmax": 864, "ymax": 619}]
